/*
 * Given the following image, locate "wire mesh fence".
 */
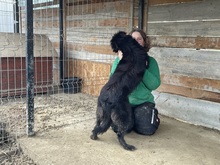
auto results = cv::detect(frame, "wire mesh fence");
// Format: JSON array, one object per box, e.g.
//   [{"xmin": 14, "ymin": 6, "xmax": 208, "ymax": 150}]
[{"xmin": 0, "ymin": 0, "xmax": 139, "ymax": 149}]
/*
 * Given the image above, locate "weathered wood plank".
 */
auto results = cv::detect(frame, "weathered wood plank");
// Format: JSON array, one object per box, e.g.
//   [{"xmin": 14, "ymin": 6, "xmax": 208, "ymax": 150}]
[
  {"xmin": 98, "ymin": 18, "xmax": 129, "ymax": 27},
  {"xmin": 147, "ymin": 0, "xmax": 220, "ymax": 37},
  {"xmin": 150, "ymin": 36, "xmax": 220, "ymax": 49},
  {"xmin": 66, "ymin": 0, "xmax": 119, "ymax": 6},
  {"xmin": 23, "ymin": 8, "xmax": 59, "ymax": 19},
  {"xmin": 67, "ymin": 50, "xmax": 115, "ymax": 64},
  {"xmin": 66, "ymin": 0, "xmax": 129, "ymax": 16},
  {"xmin": 65, "ymin": 12, "xmax": 128, "ymax": 30},
  {"xmin": 33, "ymin": 20, "xmax": 59, "ymax": 28},
  {"xmin": 157, "ymin": 84, "xmax": 220, "ymax": 103},
  {"xmin": 65, "ymin": 28, "xmax": 125, "ymax": 45},
  {"xmin": 149, "ymin": 0, "xmax": 202, "ymax": 6},
  {"xmin": 149, "ymin": 47, "xmax": 220, "ymax": 79},
  {"xmin": 161, "ymin": 74, "xmax": 220, "ymax": 93},
  {"xmin": 66, "ymin": 43, "xmax": 113, "ymax": 55},
  {"xmin": 148, "ymin": 20, "xmax": 220, "ymax": 37},
  {"xmin": 33, "ymin": 0, "xmax": 59, "ymax": 8},
  {"xmin": 67, "ymin": 59, "xmax": 111, "ymax": 96},
  {"xmin": 149, "ymin": 0, "xmax": 220, "ymax": 21}
]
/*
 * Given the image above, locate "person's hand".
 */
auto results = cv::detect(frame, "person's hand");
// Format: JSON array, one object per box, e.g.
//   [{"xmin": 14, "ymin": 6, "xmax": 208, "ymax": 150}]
[{"xmin": 118, "ymin": 50, "xmax": 123, "ymax": 60}]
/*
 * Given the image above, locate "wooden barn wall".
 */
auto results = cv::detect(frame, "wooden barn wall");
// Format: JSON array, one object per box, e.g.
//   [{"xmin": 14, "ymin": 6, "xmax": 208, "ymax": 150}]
[
  {"xmin": 19, "ymin": 0, "xmax": 220, "ymax": 102},
  {"xmin": 66, "ymin": 59, "xmax": 111, "ymax": 96},
  {"xmin": 64, "ymin": 0, "xmax": 132, "ymax": 96},
  {"xmin": 20, "ymin": 0, "xmax": 133, "ymax": 96},
  {"xmin": 144, "ymin": 0, "xmax": 220, "ymax": 103},
  {"xmin": 21, "ymin": 1, "xmax": 60, "ymax": 50},
  {"xmin": 20, "ymin": 1, "xmax": 60, "ymax": 88}
]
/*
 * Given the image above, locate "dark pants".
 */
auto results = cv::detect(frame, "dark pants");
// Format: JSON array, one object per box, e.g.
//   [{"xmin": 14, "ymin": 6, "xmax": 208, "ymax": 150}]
[
  {"xmin": 111, "ymin": 102, "xmax": 160, "ymax": 135},
  {"xmin": 132, "ymin": 102, "xmax": 160, "ymax": 135}
]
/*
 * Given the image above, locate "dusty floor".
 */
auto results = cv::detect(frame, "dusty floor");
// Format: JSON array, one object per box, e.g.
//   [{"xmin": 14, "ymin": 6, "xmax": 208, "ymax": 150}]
[
  {"xmin": 0, "ymin": 139, "xmax": 35, "ymax": 165},
  {"xmin": 1, "ymin": 93, "xmax": 220, "ymax": 165}
]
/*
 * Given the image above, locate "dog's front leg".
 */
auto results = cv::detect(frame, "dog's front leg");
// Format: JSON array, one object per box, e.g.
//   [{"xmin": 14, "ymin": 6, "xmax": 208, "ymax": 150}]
[{"xmin": 117, "ymin": 131, "xmax": 136, "ymax": 151}]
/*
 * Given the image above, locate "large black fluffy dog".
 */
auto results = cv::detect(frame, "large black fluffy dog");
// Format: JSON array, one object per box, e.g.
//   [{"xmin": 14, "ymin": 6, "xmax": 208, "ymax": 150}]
[{"xmin": 90, "ymin": 31, "xmax": 149, "ymax": 150}]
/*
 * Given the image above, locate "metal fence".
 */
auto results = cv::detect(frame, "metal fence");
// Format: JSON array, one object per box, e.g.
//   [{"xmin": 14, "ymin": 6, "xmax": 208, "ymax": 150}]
[{"xmin": 0, "ymin": 0, "xmax": 140, "ymax": 149}]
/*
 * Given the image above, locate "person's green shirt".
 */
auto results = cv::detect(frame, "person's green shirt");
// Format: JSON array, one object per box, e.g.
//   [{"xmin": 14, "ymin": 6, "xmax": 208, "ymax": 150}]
[{"xmin": 110, "ymin": 56, "xmax": 161, "ymax": 106}]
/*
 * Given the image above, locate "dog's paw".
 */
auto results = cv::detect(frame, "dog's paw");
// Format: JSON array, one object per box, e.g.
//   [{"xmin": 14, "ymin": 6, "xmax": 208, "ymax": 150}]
[
  {"xmin": 124, "ymin": 144, "xmax": 136, "ymax": 151},
  {"xmin": 90, "ymin": 134, "xmax": 98, "ymax": 140}
]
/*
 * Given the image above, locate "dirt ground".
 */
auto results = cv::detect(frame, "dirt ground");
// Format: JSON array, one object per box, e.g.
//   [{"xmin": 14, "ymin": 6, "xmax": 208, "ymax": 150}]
[
  {"xmin": 0, "ymin": 140, "xmax": 35, "ymax": 164},
  {"xmin": 1, "ymin": 93, "xmax": 220, "ymax": 165}
]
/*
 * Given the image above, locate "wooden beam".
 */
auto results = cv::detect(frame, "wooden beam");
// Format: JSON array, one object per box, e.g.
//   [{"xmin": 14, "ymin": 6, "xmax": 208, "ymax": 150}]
[
  {"xmin": 157, "ymin": 84, "xmax": 220, "ymax": 103},
  {"xmin": 150, "ymin": 47, "xmax": 220, "ymax": 80},
  {"xmin": 33, "ymin": 0, "xmax": 59, "ymax": 8},
  {"xmin": 148, "ymin": 20, "xmax": 220, "ymax": 37},
  {"xmin": 149, "ymin": 0, "xmax": 202, "ymax": 6},
  {"xmin": 143, "ymin": 0, "xmax": 149, "ymax": 33},
  {"xmin": 66, "ymin": 0, "xmax": 118, "ymax": 6},
  {"xmin": 150, "ymin": 36, "xmax": 220, "ymax": 49},
  {"xmin": 161, "ymin": 74, "xmax": 220, "ymax": 93},
  {"xmin": 66, "ymin": 43, "xmax": 113, "ymax": 55}
]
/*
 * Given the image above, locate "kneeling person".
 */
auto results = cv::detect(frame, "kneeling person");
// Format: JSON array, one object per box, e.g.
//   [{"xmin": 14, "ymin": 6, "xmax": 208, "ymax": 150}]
[{"xmin": 110, "ymin": 29, "xmax": 161, "ymax": 135}]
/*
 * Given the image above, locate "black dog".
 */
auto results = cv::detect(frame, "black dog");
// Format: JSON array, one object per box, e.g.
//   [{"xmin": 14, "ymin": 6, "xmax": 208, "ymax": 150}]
[{"xmin": 90, "ymin": 31, "xmax": 149, "ymax": 150}]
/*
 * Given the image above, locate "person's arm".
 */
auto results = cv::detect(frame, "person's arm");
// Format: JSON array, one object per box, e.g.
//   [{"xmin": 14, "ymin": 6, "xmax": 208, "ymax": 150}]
[{"xmin": 142, "ymin": 57, "xmax": 161, "ymax": 90}]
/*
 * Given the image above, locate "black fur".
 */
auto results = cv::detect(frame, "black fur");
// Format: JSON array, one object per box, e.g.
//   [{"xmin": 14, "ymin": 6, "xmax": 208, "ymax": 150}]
[{"xmin": 90, "ymin": 31, "xmax": 149, "ymax": 151}]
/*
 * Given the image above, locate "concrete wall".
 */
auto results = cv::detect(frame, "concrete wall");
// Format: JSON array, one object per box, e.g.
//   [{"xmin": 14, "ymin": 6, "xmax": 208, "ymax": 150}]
[{"xmin": 153, "ymin": 91, "xmax": 220, "ymax": 130}]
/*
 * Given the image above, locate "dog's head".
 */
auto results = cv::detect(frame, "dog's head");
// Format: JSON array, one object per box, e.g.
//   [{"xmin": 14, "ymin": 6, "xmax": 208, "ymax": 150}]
[
  {"xmin": 110, "ymin": 31, "xmax": 148, "ymax": 65},
  {"xmin": 110, "ymin": 31, "xmax": 127, "ymax": 53}
]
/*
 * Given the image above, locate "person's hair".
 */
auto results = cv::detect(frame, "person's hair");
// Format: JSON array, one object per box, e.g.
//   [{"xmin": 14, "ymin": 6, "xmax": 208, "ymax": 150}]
[{"xmin": 129, "ymin": 29, "xmax": 151, "ymax": 52}]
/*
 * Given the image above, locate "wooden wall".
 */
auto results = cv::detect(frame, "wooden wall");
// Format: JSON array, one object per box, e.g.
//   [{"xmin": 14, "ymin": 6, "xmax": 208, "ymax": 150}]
[
  {"xmin": 66, "ymin": 59, "xmax": 111, "ymax": 96},
  {"xmin": 20, "ymin": 1, "xmax": 60, "ymax": 86},
  {"xmin": 20, "ymin": 0, "xmax": 134, "ymax": 96},
  {"xmin": 145, "ymin": 0, "xmax": 220, "ymax": 103},
  {"xmin": 64, "ymin": 0, "xmax": 133, "ymax": 96},
  {"xmin": 20, "ymin": 0, "xmax": 220, "ymax": 103}
]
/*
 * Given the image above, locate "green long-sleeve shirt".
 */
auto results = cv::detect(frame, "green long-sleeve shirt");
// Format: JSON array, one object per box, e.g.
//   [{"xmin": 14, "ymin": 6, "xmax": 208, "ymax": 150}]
[{"xmin": 110, "ymin": 56, "xmax": 161, "ymax": 106}]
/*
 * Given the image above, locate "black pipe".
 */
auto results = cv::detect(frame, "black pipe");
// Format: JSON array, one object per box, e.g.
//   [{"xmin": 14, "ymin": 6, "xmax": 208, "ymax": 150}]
[
  {"xmin": 14, "ymin": 0, "xmax": 19, "ymax": 33},
  {"xmin": 59, "ymin": 0, "xmax": 64, "ymax": 82},
  {"xmin": 138, "ymin": 0, "xmax": 144, "ymax": 29},
  {"xmin": 25, "ymin": 0, "xmax": 35, "ymax": 136}
]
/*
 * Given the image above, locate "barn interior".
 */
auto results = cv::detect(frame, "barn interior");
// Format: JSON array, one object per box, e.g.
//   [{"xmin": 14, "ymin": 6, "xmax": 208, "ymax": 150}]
[{"xmin": 0, "ymin": 0, "xmax": 219, "ymax": 164}]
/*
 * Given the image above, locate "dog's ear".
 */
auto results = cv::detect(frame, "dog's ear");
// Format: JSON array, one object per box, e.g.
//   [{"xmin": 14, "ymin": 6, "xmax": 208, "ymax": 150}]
[{"xmin": 110, "ymin": 31, "xmax": 127, "ymax": 53}]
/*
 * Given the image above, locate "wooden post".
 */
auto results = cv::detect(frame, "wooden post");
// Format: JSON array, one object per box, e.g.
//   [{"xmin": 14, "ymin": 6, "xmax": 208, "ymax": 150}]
[{"xmin": 143, "ymin": 0, "xmax": 149, "ymax": 33}]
